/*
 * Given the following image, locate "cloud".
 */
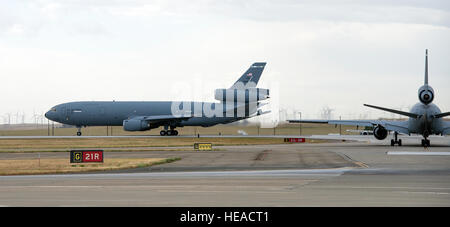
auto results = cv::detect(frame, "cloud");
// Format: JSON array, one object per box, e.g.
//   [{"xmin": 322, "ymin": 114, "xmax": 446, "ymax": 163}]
[
  {"xmin": 0, "ymin": 0, "xmax": 449, "ymax": 120},
  {"xmin": 3, "ymin": 0, "xmax": 450, "ymax": 32},
  {"xmin": 199, "ymin": 0, "xmax": 450, "ymax": 27}
]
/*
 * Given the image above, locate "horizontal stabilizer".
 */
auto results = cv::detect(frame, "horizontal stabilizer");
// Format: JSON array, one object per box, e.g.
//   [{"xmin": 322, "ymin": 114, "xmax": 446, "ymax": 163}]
[
  {"xmin": 257, "ymin": 102, "xmax": 269, "ymax": 108},
  {"xmin": 364, "ymin": 104, "xmax": 419, "ymax": 119},
  {"xmin": 257, "ymin": 110, "xmax": 271, "ymax": 116},
  {"xmin": 247, "ymin": 110, "xmax": 271, "ymax": 118},
  {"xmin": 434, "ymin": 112, "xmax": 450, "ymax": 118}
]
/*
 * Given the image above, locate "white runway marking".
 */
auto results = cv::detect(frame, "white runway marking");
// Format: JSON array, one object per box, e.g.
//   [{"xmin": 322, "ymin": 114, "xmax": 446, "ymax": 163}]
[
  {"xmin": 0, "ymin": 168, "xmax": 351, "ymax": 179},
  {"xmin": 397, "ymin": 191, "xmax": 450, "ymax": 195},
  {"xmin": 387, "ymin": 151, "xmax": 450, "ymax": 156}
]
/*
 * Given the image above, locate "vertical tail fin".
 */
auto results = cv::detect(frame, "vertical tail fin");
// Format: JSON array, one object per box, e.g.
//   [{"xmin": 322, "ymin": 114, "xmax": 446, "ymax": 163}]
[
  {"xmin": 425, "ymin": 49, "xmax": 428, "ymax": 85},
  {"xmin": 418, "ymin": 49, "xmax": 435, "ymax": 104},
  {"xmin": 230, "ymin": 62, "xmax": 266, "ymax": 89}
]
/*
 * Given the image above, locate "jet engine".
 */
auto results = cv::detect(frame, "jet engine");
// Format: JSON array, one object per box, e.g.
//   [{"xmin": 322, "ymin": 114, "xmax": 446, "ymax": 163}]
[
  {"xmin": 214, "ymin": 88, "xmax": 269, "ymax": 102},
  {"xmin": 418, "ymin": 85, "xmax": 434, "ymax": 105},
  {"xmin": 373, "ymin": 125, "xmax": 388, "ymax": 140},
  {"xmin": 123, "ymin": 119, "xmax": 151, "ymax": 131}
]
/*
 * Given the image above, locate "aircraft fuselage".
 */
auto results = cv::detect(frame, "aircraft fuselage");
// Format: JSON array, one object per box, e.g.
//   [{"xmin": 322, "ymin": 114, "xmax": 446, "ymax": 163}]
[
  {"xmin": 408, "ymin": 102, "xmax": 444, "ymax": 136},
  {"xmin": 45, "ymin": 101, "xmax": 245, "ymax": 128}
]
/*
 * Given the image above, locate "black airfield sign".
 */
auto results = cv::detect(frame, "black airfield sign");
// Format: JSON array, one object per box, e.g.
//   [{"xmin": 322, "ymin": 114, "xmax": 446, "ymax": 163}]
[{"xmin": 70, "ymin": 150, "xmax": 104, "ymax": 163}]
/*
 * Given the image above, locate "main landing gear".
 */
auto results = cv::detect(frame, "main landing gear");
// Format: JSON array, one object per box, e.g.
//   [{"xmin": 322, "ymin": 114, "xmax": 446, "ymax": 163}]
[
  {"xmin": 160, "ymin": 130, "xmax": 179, "ymax": 136},
  {"xmin": 421, "ymin": 138, "xmax": 430, "ymax": 147},
  {"xmin": 160, "ymin": 126, "xmax": 178, "ymax": 136},
  {"xmin": 390, "ymin": 132, "xmax": 402, "ymax": 146}
]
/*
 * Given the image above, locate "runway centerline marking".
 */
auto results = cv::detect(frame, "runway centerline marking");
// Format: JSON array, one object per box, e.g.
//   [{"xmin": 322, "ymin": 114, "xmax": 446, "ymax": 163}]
[
  {"xmin": 387, "ymin": 151, "xmax": 450, "ymax": 156},
  {"xmin": 308, "ymin": 186, "xmax": 450, "ymax": 190},
  {"xmin": 397, "ymin": 191, "xmax": 450, "ymax": 195},
  {"xmin": 0, "ymin": 168, "xmax": 352, "ymax": 179}
]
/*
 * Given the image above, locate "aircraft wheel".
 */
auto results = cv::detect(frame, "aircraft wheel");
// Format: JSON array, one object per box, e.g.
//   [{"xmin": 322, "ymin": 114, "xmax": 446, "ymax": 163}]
[
  {"xmin": 77, "ymin": 131, "xmax": 82, "ymax": 136},
  {"xmin": 421, "ymin": 139, "xmax": 430, "ymax": 147},
  {"xmin": 398, "ymin": 139, "xmax": 402, "ymax": 146},
  {"xmin": 390, "ymin": 139, "xmax": 395, "ymax": 146},
  {"xmin": 173, "ymin": 130, "xmax": 178, "ymax": 136},
  {"xmin": 167, "ymin": 130, "xmax": 173, "ymax": 136},
  {"xmin": 160, "ymin": 130, "xmax": 167, "ymax": 136}
]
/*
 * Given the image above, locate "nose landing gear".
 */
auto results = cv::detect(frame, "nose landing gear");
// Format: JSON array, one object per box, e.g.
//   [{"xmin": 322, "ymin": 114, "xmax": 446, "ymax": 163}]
[{"xmin": 421, "ymin": 138, "xmax": 430, "ymax": 147}]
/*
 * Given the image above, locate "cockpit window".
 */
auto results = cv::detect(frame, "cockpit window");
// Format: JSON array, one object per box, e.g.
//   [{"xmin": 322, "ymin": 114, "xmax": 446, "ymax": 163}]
[{"xmin": 51, "ymin": 108, "xmax": 57, "ymax": 112}]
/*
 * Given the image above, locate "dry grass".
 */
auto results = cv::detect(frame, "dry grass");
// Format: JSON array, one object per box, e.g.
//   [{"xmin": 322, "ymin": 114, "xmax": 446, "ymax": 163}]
[
  {"xmin": 0, "ymin": 123, "xmax": 361, "ymax": 136},
  {"xmin": 0, "ymin": 124, "xmax": 359, "ymax": 151},
  {"xmin": 0, "ymin": 157, "xmax": 180, "ymax": 175},
  {"xmin": 0, "ymin": 137, "xmax": 286, "ymax": 151}
]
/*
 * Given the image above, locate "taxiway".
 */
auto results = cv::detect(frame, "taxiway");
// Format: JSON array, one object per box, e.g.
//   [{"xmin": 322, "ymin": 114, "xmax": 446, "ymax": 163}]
[{"xmin": 0, "ymin": 140, "xmax": 449, "ymax": 206}]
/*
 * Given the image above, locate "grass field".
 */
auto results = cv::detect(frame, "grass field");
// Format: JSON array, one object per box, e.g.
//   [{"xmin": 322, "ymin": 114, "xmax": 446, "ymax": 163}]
[
  {"xmin": 0, "ymin": 137, "xmax": 286, "ymax": 151},
  {"xmin": 0, "ymin": 157, "xmax": 181, "ymax": 175},
  {"xmin": 0, "ymin": 123, "xmax": 360, "ymax": 136},
  {"xmin": 0, "ymin": 123, "xmax": 362, "ymax": 152}
]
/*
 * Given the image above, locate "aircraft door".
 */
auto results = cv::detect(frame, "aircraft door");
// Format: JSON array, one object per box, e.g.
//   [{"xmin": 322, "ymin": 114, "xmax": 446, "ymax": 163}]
[
  {"xmin": 100, "ymin": 107, "xmax": 107, "ymax": 125},
  {"xmin": 61, "ymin": 106, "xmax": 72, "ymax": 122}
]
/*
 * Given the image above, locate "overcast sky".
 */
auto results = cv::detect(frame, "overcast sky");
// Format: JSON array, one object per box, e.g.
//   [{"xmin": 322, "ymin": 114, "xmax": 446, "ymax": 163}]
[{"xmin": 1, "ymin": 0, "xmax": 449, "ymax": 123}]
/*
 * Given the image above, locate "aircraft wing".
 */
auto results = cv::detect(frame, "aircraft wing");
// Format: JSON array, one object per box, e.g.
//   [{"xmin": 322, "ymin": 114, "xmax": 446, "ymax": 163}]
[
  {"xmin": 132, "ymin": 115, "xmax": 192, "ymax": 123},
  {"xmin": 442, "ymin": 122, "xmax": 450, "ymax": 135},
  {"xmin": 287, "ymin": 119, "xmax": 373, "ymax": 127},
  {"xmin": 288, "ymin": 119, "xmax": 410, "ymax": 134},
  {"xmin": 381, "ymin": 121, "xmax": 410, "ymax": 135}
]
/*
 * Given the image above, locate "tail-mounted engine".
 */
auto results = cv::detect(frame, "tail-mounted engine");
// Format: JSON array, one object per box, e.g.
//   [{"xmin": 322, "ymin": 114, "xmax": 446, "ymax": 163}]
[
  {"xmin": 214, "ymin": 88, "xmax": 269, "ymax": 102},
  {"xmin": 418, "ymin": 85, "xmax": 434, "ymax": 105},
  {"xmin": 373, "ymin": 125, "xmax": 388, "ymax": 140}
]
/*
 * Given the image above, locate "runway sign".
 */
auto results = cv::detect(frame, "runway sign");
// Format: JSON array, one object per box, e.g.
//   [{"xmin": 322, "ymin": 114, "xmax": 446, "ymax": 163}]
[
  {"xmin": 284, "ymin": 138, "xmax": 305, "ymax": 143},
  {"xmin": 194, "ymin": 143, "xmax": 212, "ymax": 151},
  {"xmin": 70, "ymin": 150, "xmax": 104, "ymax": 163}
]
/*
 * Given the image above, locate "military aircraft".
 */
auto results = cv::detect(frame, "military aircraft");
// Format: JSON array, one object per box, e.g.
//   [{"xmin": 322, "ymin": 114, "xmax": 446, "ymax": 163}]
[
  {"xmin": 45, "ymin": 62, "xmax": 270, "ymax": 136},
  {"xmin": 289, "ymin": 50, "xmax": 450, "ymax": 147}
]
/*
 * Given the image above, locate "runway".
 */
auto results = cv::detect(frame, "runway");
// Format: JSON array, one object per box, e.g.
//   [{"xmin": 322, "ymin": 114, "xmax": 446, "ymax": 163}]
[
  {"xmin": 0, "ymin": 140, "xmax": 449, "ymax": 206},
  {"xmin": 387, "ymin": 151, "xmax": 450, "ymax": 155}
]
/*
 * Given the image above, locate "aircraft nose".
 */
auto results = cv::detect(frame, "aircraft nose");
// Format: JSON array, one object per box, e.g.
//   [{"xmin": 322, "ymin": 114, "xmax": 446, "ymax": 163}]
[{"xmin": 45, "ymin": 111, "xmax": 55, "ymax": 121}]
